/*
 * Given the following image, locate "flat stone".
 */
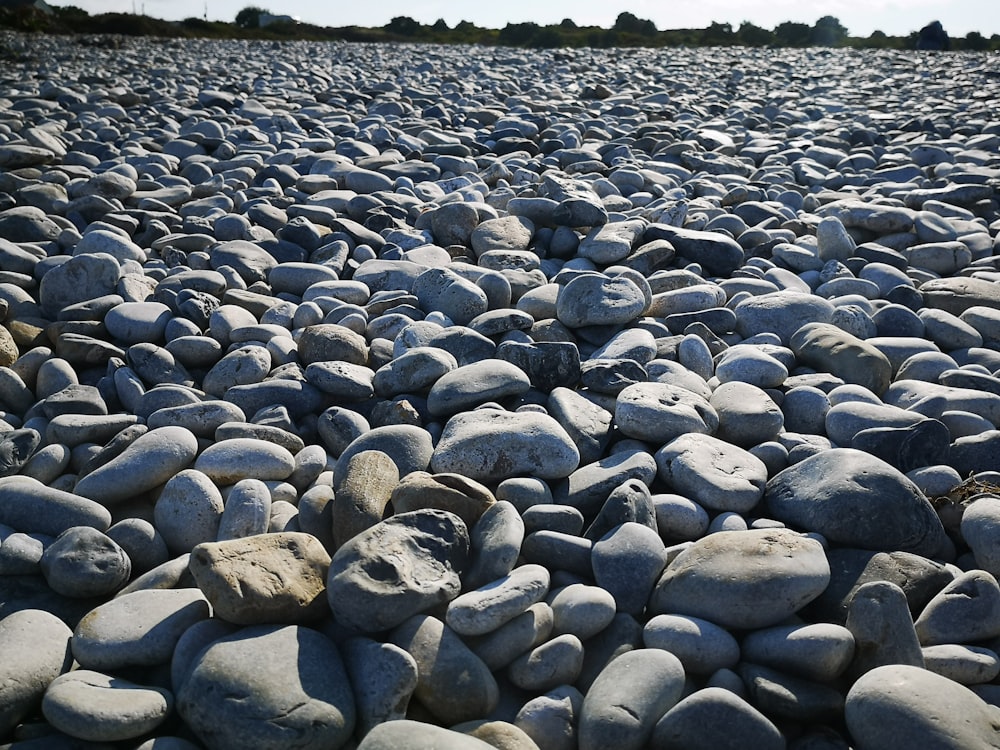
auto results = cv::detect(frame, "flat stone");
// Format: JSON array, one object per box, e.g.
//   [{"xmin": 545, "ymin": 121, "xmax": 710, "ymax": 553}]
[
  {"xmin": 734, "ymin": 291, "xmax": 835, "ymax": 344},
  {"xmin": 846, "ymin": 664, "xmax": 1000, "ymax": 749},
  {"xmin": 358, "ymin": 720, "xmax": 496, "ymax": 750},
  {"xmin": 655, "ymin": 433, "xmax": 767, "ymax": 513},
  {"xmin": 650, "ymin": 687, "xmax": 786, "ymax": 750},
  {"xmin": 327, "ymin": 509, "xmax": 469, "ymax": 633},
  {"xmin": 177, "ymin": 624, "xmax": 355, "ymax": 750},
  {"xmin": 194, "ymin": 438, "xmax": 295, "ymax": 484},
  {"xmin": 790, "ymin": 322, "xmax": 892, "ymax": 395},
  {"xmin": 649, "ymin": 528, "xmax": 830, "ymax": 629},
  {"xmin": 202, "ymin": 345, "xmax": 272, "ymax": 396},
  {"xmin": 189, "ymin": 532, "xmax": 331, "ymax": 625},
  {"xmin": 615, "ymin": 382, "xmax": 719, "ymax": 444},
  {"xmin": 515, "ymin": 686, "xmax": 583, "ymax": 750},
  {"xmin": 578, "ymin": 648, "xmax": 686, "ymax": 750},
  {"xmin": 446, "ymin": 563, "xmax": 549, "ymax": 636},
  {"xmin": 71, "ymin": 588, "xmax": 209, "ymax": 671},
  {"xmin": 342, "ymin": 637, "xmax": 418, "ymax": 737},
  {"xmin": 0, "ymin": 609, "xmax": 73, "ymax": 737},
  {"xmin": 74, "ymin": 426, "xmax": 198, "ymax": 505},
  {"xmin": 643, "ymin": 224, "xmax": 744, "ymax": 276},
  {"xmin": 463, "ymin": 500, "xmax": 525, "ymax": 592},
  {"xmin": 431, "ymin": 409, "xmax": 580, "ymax": 482},
  {"xmin": 642, "ymin": 614, "xmax": 740, "ymax": 675},
  {"xmin": 42, "ymin": 669, "xmax": 173, "ymax": 742},
  {"xmin": 741, "ymin": 623, "xmax": 856, "ymax": 682},
  {"xmin": 427, "ymin": 359, "xmax": 531, "ymax": 417},
  {"xmin": 710, "ymin": 381, "xmax": 784, "ymax": 447},
  {"xmin": 556, "ymin": 274, "xmax": 646, "ymax": 328},
  {"xmin": 390, "ymin": 614, "xmax": 498, "ymax": 725},
  {"xmin": 764, "ymin": 448, "xmax": 949, "ymax": 557}
]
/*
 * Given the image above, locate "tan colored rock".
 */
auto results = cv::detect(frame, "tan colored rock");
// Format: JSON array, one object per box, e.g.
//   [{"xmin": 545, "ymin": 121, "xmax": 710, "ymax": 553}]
[
  {"xmin": 333, "ymin": 449, "xmax": 399, "ymax": 549},
  {"xmin": 189, "ymin": 532, "xmax": 331, "ymax": 624},
  {"xmin": 391, "ymin": 471, "xmax": 496, "ymax": 529}
]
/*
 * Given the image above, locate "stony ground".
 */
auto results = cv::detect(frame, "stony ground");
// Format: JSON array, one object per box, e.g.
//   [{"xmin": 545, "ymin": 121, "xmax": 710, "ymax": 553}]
[{"xmin": 1, "ymin": 32, "xmax": 1000, "ymax": 750}]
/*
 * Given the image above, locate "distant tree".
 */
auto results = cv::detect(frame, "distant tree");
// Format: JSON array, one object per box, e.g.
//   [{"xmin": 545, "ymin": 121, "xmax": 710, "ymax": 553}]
[
  {"xmin": 773, "ymin": 21, "xmax": 811, "ymax": 46},
  {"xmin": 235, "ymin": 5, "xmax": 268, "ymax": 28},
  {"xmin": 454, "ymin": 20, "xmax": 476, "ymax": 34},
  {"xmin": 613, "ymin": 12, "xmax": 656, "ymax": 36},
  {"xmin": 963, "ymin": 30, "xmax": 990, "ymax": 50},
  {"xmin": 867, "ymin": 30, "xmax": 889, "ymax": 47},
  {"xmin": 700, "ymin": 21, "xmax": 734, "ymax": 45},
  {"xmin": 559, "ymin": 18, "xmax": 577, "ymax": 29},
  {"xmin": 385, "ymin": 16, "xmax": 420, "ymax": 36},
  {"xmin": 498, "ymin": 21, "xmax": 540, "ymax": 46},
  {"xmin": 431, "ymin": 18, "xmax": 449, "ymax": 32},
  {"xmin": 737, "ymin": 21, "xmax": 773, "ymax": 46},
  {"xmin": 811, "ymin": 15, "xmax": 848, "ymax": 46}
]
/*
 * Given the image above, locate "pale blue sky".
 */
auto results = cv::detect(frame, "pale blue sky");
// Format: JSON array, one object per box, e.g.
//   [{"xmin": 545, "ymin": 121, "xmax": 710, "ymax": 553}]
[{"xmin": 53, "ymin": 0, "xmax": 999, "ymax": 37}]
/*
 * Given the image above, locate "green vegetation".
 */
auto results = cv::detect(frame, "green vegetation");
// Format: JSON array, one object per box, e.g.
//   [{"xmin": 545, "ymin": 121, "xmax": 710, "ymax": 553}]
[{"xmin": 1, "ymin": 4, "xmax": 998, "ymax": 51}]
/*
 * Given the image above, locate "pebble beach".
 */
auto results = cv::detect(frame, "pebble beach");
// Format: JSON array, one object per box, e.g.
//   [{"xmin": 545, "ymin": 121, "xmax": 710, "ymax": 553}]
[{"xmin": 2, "ymin": 32, "xmax": 1000, "ymax": 749}]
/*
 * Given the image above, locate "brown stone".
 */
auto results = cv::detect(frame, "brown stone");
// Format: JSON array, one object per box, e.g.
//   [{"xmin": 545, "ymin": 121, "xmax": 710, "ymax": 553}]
[{"xmin": 391, "ymin": 471, "xmax": 496, "ymax": 529}]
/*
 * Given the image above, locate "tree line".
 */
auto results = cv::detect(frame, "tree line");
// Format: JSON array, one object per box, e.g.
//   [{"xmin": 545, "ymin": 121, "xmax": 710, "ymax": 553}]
[{"xmin": 1, "ymin": 4, "xmax": 997, "ymax": 51}]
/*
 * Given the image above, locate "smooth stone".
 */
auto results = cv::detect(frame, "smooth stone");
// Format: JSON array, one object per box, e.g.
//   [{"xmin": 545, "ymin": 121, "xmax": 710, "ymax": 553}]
[
  {"xmin": 40, "ymin": 526, "xmax": 130, "ymax": 598},
  {"xmin": 655, "ymin": 433, "xmax": 767, "ymax": 513},
  {"xmin": 331, "ymin": 449, "xmax": 398, "ymax": 549},
  {"xmin": 507, "ymin": 632, "xmax": 585, "ymax": 692},
  {"xmin": 38, "ymin": 253, "xmax": 121, "ymax": 319},
  {"xmin": 652, "ymin": 493, "xmax": 711, "ymax": 542},
  {"xmin": 643, "ymin": 224, "xmax": 744, "ymax": 276},
  {"xmin": 177, "ymin": 624, "xmax": 355, "ymax": 750},
  {"xmin": 649, "ymin": 528, "xmax": 830, "ymax": 629},
  {"xmin": 923, "ymin": 644, "xmax": 1000, "ymax": 685},
  {"xmin": 73, "ymin": 426, "xmax": 198, "ymax": 505},
  {"xmin": 334, "ymin": 424, "xmax": 434, "ymax": 481},
  {"xmin": 515, "ymin": 686, "xmax": 584, "ymax": 750},
  {"xmin": 427, "ymin": 359, "xmax": 531, "ymax": 417},
  {"xmin": 578, "ymin": 648, "xmax": 685, "ymax": 750},
  {"xmin": 765, "ymin": 448, "xmax": 949, "ymax": 557},
  {"xmin": 962, "ymin": 495, "xmax": 1000, "ymax": 581},
  {"xmin": 742, "ymin": 623, "xmax": 856, "ymax": 681},
  {"xmin": 297, "ymin": 323, "xmax": 368, "ymax": 366},
  {"xmin": 305, "ymin": 360, "xmax": 376, "ymax": 401},
  {"xmin": 327, "ymin": 509, "xmax": 469, "ymax": 633},
  {"xmin": 734, "ymin": 291, "xmax": 835, "ymax": 344},
  {"xmin": 373, "ymin": 346, "xmax": 457, "ymax": 398},
  {"xmin": 194, "ymin": 438, "xmax": 295, "ymax": 484},
  {"xmin": 555, "ymin": 449, "xmax": 658, "ymax": 518},
  {"xmin": 615, "ymin": 381, "xmax": 719, "ymax": 444},
  {"xmin": 790, "ymin": 322, "xmax": 892, "ymax": 394},
  {"xmin": 189, "ymin": 532, "xmax": 330, "ymax": 625},
  {"xmin": 715, "ymin": 346, "xmax": 788, "ymax": 389},
  {"xmin": 922, "ymin": 276, "xmax": 1000, "ymax": 315},
  {"xmin": 358, "ymin": 720, "xmax": 496, "ymax": 750},
  {"xmin": 391, "ymin": 614, "xmax": 499, "ymax": 725},
  {"xmin": 825, "ymin": 400, "xmax": 926, "ymax": 448},
  {"xmin": 42, "ymin": 670, "xmax": 172, "ymax": 742},
  {"xmin": 549, "ymin": 583, "xmax": 617, "ymax": 641},
  {"xmin": 496, "ymin": 340, "xmax": 582, "ymax": 392},
  {"xmin": 846, "ymin": 580, "xmax": 925, "ymax": 676},
  {"xmin": 431, "ymin": 409, "xmax": 579, "ymax": 482},
  {"xmin": 467, "ymin": 601, "xmax": 554, "ymax": 671},
  {"xmin": 556, "ymin": 274, "xmax": 646, "ymax": 328},
  {"xmin": 584, "ymin": 478, "xmax": 657, "ymax": 543},
  {"xmin": 453, "ymin": 720, "xmax": 541, "ymax": 750},
  {"xmin": 710, "ymin": 381, "xmax": 784, "ymax": 447},
  {"xmin": 739, "ymin": 662, "xmax": 844, "ymax": 722},
  {"xmin": 845, "ymin": 664, "xmax": 1000, "ymax": 749},
  {"xmin": 650, "ymin": 687, "xmax": 786, "ymax": 750},
  {"xmin": 817, "ymin": 215, "xmax": 856, "ymax": 261},
  {"xmin": 215, "ymin": 478, "xmax": 272, "ymax": 541},
  {"xmin": 642, "ymin": 614, "xmax": 740, "ymax": 675},
  {"xmin": 412, "ymin": 267, "xmax": 489, "ymax": 326},
  {"xmin": 462, "ymin": 500, "xmax": 525, "ymax": 592},
  {"xmin": 153, "ymin": 469, "xmax": 225, "ymax": 554},
  {"xmin": 147, "ymin": 400, "xmax": 245, "ymax": 439},
  {"xmin": 0, "ymin": 609, "xmax": 73, "ymax": 736},
  {"xmin": 852, "ymin": 419, "xmax": 951, "ymax": 473},
  {"xmin": 342, "ymin": 637, "xmax": 418, "ymax": 737},
  {"xmin": 202, "ymin": 345, "xmax": 272, "ymax": 396},
  {"xmin": 104, "ymin": 301, "xmax": 171, "ymax": 344},
  {"xmin": 0, "ymin": 427, "xmax": 42, "ymax": 477},
  {"xmin": 446, "ymin": 563, "xmax": 550, "ymax": 637},
  {"xmin": 71, "ymin": 588, "xmax": 209, "ymax": 671},
  {"xmin": 591, "ymin": 522, "xmax": 666, "ymax": 616}
]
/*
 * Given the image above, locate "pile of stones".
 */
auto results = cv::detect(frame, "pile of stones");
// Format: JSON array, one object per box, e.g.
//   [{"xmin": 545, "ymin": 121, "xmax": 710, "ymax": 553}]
[{"xmin": 1, "ymin": 32, "xmax": 1000, "ymax": 749}]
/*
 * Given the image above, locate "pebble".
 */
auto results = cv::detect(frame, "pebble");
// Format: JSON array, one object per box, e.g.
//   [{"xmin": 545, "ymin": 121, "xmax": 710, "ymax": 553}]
[
  {"xmin": 642, "ymin": 614, "xmax": 740, "ymax": 675},
  {"xmin": 1, "ymin": 35, "xmax": 1000, "ymax": 749}
]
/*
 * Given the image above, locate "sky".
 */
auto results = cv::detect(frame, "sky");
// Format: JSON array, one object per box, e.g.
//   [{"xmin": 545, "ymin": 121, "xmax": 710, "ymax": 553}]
[{"xmin": 52, "ymin": 0, "xmax": 1000, "ymax": 38}]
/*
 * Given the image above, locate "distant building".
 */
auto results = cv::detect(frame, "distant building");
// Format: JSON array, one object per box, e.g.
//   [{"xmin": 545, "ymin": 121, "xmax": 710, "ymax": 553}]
[
  {"xmin": 259, "ymin": 12, "xmax": 297, "ymax": 27},
  {"xmin": 0, "ymin": 0, "xmax": 53, "ymax": 12}
]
